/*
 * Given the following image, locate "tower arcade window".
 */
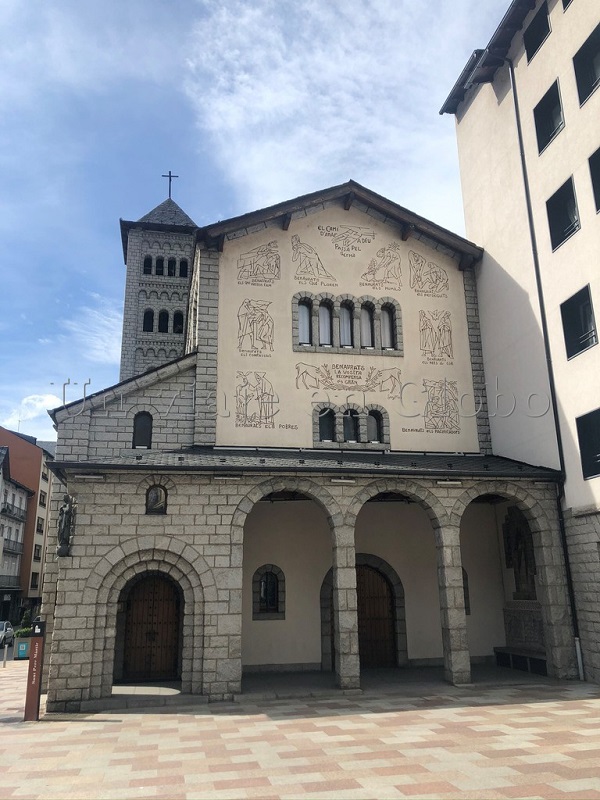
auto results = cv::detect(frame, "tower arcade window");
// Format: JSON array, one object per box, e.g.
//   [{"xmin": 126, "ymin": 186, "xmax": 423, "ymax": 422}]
[
  {"xmin": 546, "ymin": 177, "xmax": 580, "ymax": 250},
  {"xmin": 179, "ymin": 259, "xmax": 188, "ymax": 278},
  {"xmin": 158, "ymin": 310, "xmax": 169, "ymax": 333},
  {"xmin": 560, "ymin": 286, "xmax": 597, "ymax": 359},
  {"xmin": 298, "ymin": 299, "xmax": 312, "ymax": 345},
  {"xmin": 590, "ymin": 146, "xmax": 600, "ymax": 212},
  {"xmin": 318, "ymin": 301, "xmax": 333, "ymax": 346},
  {"xmin": 533, "ymin": 81, "xmax": 564, "ymax": 153},
  {"xmin": 167, "ymin": 258, "xmax": 176, "ymax": 277},
  {"xmin": 573, "ymin": 23, "xmax": 600, "ymax": 105},
  {"xmin": 143, "ymin": 256, "xmax": 152, "ymax": 275},
  {"xmin": 360, "ymin": 304, "xmax": 375, "ymax": 348},
  {"xmin": 142, "ymin": 309, "xmax": 154, "ymax": 332},
  {"xmin": 576, "ymin": 408, "xmax": 600, "ymax": 479},
  {"xmin": 155, "ymin": 257, "xmax": 164, "ymax": 276},
  {"xmin": 173, "ymin": 311, "xmax": 184, "ymax": 334},
  {"xmin": 132, "ymin": 411, "xmax": 152, "ymax": 449},
  {"xmin": 523, "ymin": 2, "xmax": 550, "ymax": 62}
]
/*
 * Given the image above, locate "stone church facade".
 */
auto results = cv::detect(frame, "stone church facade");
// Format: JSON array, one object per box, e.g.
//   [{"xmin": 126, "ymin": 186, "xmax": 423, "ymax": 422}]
[{"xmin": 43, "ymin": 182, "xmax": 578, "ymax": 712}]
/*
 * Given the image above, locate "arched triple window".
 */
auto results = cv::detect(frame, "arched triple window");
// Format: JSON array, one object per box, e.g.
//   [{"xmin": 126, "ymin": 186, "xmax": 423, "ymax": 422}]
[
  {"xmin": 145, "ymin": 485, "xmax": 167, "ymax": 515},
  {"xmin": 381, "ymin": 304, "xmax": 396, "ymax": 349},
  {"xmin": 132, "ymin": 411, "xmax": 153, "ymax": 449},
  {"xmin": 367, "ymin": 410, "xmax": 383, "ymax": 443},
  {"xmin": 155, "ymin": 257, "xmax": 164, "ymax": 276},
  {"xmin": 360, "ymin": 304, "xmax": 375, "ymax": 348},
  {"xmin": 173, "ymin": 311, "xmax": 184, "ymax": 334},
  {"xmin": 179, "ymin": 259, "xmax": 188, "ymax": 278},
  {"xmin": 339, "ymin": 301, "xmax": 354, "ymax": 347},
  {"xmin": 318, "ymin": 301, "xmax": 333, "ymax": 346},
  {"xmin": 343, "ymin": 409, "xmax": 359, "ymax": 442},
  {"xmin": 252, "ymin": 564, "xmax": 285, "ymax": 619},
  {"xmin": 143, "ymin": 256, "xmax": 152, "ymax": 275},
  {"xmin": 142, "ymin": 309, "xmax": 154, "ymax": 332},
  {"xmin": 298, "ymin": 299, "xmax": 312, "ymax": 345},
  {"xmin": 167, "ymin": 258, "xmax": 176, "ymax": 277},
  {"xmin": 158, "ymin": 310, "xmax": 169, "ymax": 333},
  {"xmin": 319, "ymin": 408, "xmax": 336, "ymax": 442}
]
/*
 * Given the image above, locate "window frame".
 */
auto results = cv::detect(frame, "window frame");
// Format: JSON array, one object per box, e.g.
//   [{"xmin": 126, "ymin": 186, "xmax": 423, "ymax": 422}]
[
  {"xmin": 589, "ymin": 145, "xmax": 600, "ymax": 213},
  {"xmin": 145, "ymin": 485, "xmax": 168, "ymax": 515},
  {"xmin": 523, "ymin": 2, "xmax": 551, "ymax": 63},
  {"xmin": 252, "ymin": 564, "xmax": 285, "ymax": 620},
  {"xmin": 560, "ymin": 285, "xmax": 598, "ymax": 359},
  {"xmin": 576, "ymin": 407, "xmax": 600, "ymax": 480},
  {"xmin": 533, "ymin": 80, "xmax": 565, "ymax": 154},
  {"xmin": 546, "ymin": 177, "xmax": 580, "ymax": 250},
  {"xmin": 132, "ymin": 411, "xmax": 153, "ymax": 449},
  {"xmin": 142, "ymin": 309, "xmax": 154, "ymax": 333},
  {"xmin": 573, "ymin": 23, "xmax": 600, "ymax": 106}
]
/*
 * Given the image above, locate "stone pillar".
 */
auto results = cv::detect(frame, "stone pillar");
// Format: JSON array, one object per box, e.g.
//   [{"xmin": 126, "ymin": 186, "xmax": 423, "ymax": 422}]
[
  {"xmin": 437, "ymin": 525, "xmax": 471, "ymax": 685},
  {"xmin": 332, "ymin": 523, "xmax": 360, "ymax": 689}
]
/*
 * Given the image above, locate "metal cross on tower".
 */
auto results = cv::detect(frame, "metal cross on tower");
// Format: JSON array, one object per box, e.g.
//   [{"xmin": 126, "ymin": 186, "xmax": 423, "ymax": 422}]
[{"xmin": 161, "ymin": 170, "xmax": 179, "ymax": 199}]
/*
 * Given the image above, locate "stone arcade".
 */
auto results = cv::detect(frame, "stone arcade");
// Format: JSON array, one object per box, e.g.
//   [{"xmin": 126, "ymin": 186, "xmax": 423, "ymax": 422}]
[{"xmin": 42, "ymin": 182, "xmax": 578, "ymax": 711}]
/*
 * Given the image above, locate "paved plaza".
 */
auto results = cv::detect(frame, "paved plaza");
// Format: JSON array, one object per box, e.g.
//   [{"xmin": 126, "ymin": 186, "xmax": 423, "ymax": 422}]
[{"xmin": 2, "ymin": 658, "xmax": 600, "ymax": 799}]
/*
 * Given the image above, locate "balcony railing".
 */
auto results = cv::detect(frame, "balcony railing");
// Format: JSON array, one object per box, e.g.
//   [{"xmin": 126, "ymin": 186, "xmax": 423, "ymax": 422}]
[
  {"xmin": 2, "ymin": 539, "xmax": 24, "ymax": 555},
  {"xmin": 0, "ymin": 575, "xmax": 20, "ymax": 589},
  {"xmin": 0, "ymin": 502, "xmax": 26, "ymax": 522}
]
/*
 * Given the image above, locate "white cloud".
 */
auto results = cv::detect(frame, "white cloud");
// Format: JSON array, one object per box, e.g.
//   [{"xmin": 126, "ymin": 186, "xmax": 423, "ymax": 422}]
[
  {"xmin": 62, "ymin": 299, "xmax": 123, "ymax": 365},
  {"xmin": 1, "ymin": 394, "xmax": 62, "ymax": 434}
]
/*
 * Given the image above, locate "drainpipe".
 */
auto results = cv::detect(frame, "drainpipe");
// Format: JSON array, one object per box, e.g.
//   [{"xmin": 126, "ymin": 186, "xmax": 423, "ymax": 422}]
[{"xmin": 504, "ymin": 56, "xmax": 584, "ymax": 680}]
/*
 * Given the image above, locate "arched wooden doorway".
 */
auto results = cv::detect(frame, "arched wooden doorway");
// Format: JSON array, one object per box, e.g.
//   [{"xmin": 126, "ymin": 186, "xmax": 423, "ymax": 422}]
[
  {"xmin": 357, "ymin": 564, "xmax": 396, "ymax": 668},
  {"xmin": 121, "ymin": 574, "xmax": 181, "ymax": 682}
]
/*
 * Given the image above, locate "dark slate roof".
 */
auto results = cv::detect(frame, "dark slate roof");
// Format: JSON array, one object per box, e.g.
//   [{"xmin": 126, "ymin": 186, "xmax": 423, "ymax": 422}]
[
  {"xmin": 51, "ymin": 446, "xmax": 561, "ymax": 481},
  {"xmin": 138, "ymin": 198, "xmax": 197, "ymax": 227},
  {"xmin": 440, "ymin": 0, "xmax": 536, "ymax": 114},
  {"xmin": 37, "ymin": 441, "xmax": 56, "ymax": 458}
]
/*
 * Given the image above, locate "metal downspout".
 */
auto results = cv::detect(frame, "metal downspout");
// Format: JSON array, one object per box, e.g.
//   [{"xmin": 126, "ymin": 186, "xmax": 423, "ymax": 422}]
[{"xmin": 504, "ymin": 56, "xmax": 584, "ymax": 679}]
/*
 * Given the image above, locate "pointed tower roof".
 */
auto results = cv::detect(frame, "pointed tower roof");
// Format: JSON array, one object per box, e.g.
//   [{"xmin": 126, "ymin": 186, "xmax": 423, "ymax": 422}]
[{"xmin": 138, "ymin": 198, "xmax": 197, "ymax": 227}]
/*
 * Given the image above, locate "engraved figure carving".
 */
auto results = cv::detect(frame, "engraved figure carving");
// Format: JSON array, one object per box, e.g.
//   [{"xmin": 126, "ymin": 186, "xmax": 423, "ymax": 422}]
[
  {"xmin": 330, "ymin": 225, "xmax": 375, "ymax": 247},
  {"xmin": 291, "ymin": 235, "xmax": 335, "ymax": 280},
  {"xmin": 409, "ymin": 250, "xmax": 449, "ymax": 294},
  {"xmin": 423, "ymin": 379, "xmax": 460, "ymax": 432},
  {"xmin": 361, "ymin": 242, "xmax": 402, "ymax": 287},
  {"xmin": 237, "ymin": 299, "xmax": 274, "ymax": 352},
  {"xmin": 419, "ymin": 310, "xmax": 453, "ymax": 359},
  {"xmin": 238, "ymin": 241, "xmax": 280, "ymax": 281},
  {"xmin": 236, "ymin": 371, "xmax": 279, "ymax": 427},
  {"xmin": 56, "ymin": 494, "xmax": 77, "ymax": 557}
]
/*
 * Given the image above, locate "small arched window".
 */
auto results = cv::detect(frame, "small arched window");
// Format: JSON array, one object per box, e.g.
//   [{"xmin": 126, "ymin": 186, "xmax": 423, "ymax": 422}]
[
  {"xmin": 143, "ymin": 256, "xmax": 152, "ymax": 275},
  {"xmin": 167, "ymin": 258, "xmax": 176, "ymax": 277},
  {"xmin": 360, "ymin": 305, "xmax": 375, "ymax": 348},
  {"xmin": 367, "ymin": 410, "xmax": 383, "ymax": 443},
  {"xmin": 132, "ymin": 411, "xmax": 152, "ymax": 449},
  {"xmin": 142, "ymin": 309, "xmax": 154, "ymax": 332},
  {"xmin": 252, "ymin": 564, "xmax": 285, "ymax": 619},
  {"xmin": 173, "ymin": 311, "xmax": 184, "ymax": 334},
  {"xmin": 158, "ymin": 310, "xmax": 169, "ymax": 333},
  {"xmin": 381, "ymin": 304, "xmax": 396, "ymax": 349},
  {"xmin": 298, "ymin": 300, "xmax": 312, "ymax": 345},
  {"xmin": 462, "ymin": 567, "xmax": 471, "ymax": 615},
  {"xmin": 155, "ymin": 257, "xmax": 164, "ymax": 276},
  {"xmin": 343, "ymin": 409, "xmax": 359, "ymax": 442},
  {"xmin": 318, "ymin": 301, "xmax": 333, "ymax": 346},
  {"xmin": 145, "ymin": 485, "xmax": 167, "ymax": 515},
  {"xmin": 319, "ymin": 408, "xmax": 336, "ymax": 442},
  {"xmin": 179, "ymin": 259, "xmax": 188, "ymax": 278},
  {"xmin": 339, "ymin": 302, "xmax": 354, "ymax": 347}
]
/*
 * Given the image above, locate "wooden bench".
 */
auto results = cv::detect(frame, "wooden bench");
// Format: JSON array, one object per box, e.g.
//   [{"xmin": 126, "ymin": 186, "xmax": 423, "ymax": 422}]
[{"xmin": 494, "ymin": 646, "xmax": 547, "ymax": 676}]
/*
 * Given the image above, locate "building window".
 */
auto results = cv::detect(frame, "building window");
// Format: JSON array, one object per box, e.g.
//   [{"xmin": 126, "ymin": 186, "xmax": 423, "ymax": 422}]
[
  {"xmin": 318, "ymin": 302, "xmax": 333, "ymax": 346},
  {"xmin": 167, "ymin": 258, "xmax": 176, "ymax": 277},
  {"xmin": 145, "ymin": 485, "xmax": 167, "ymax": 514},
  {"xmin": 534, "ymin": 82, "xmax": 564, "ymax": 153},
  {"xmin": 462, "ymin": 568, "xmax": 471, "ymax": 615},
  {"xmin": 41, "ymin": 470, "xmax": 48, "ymax": 482},
  {"xmin": 561, "ymin": 286, "xmax": 597, "ymax": 359},
  {"xmin": 319, "ymin": 408, "xmax": 336, "ymax": 442},
  {"xmin": 179, "ymin": 259, "xmax": 188, "ymax": 278},
  {"xmin": 523, "ymin": 2, "xmax": 550, "ymax": 62},
  {"xmin": 380, "ymin": 304, "xmax": 396, "ymax": 349},
  {"xmin": 339, "ymin": 302, "xmax": 354, "ymax": 347},
  {"xmin": 298, "ymin": 300, "xmax": 312, "ymax": 345},
  {"xmin": 132, "ymin": 411, "xmax": 152, "ymax": 449},
  {"xmin": 173, "ymin": 311, "xmax": 184, "ymax": 334},
  {"xmin": 562, "ymin": 0, "xmax": 573, "ymax": 8},
  {"xmin": 590, "ymin": 146, "xmax": 600, "ymax": 212},
  {"xmin": 576, "ymin": 408, "xmax": 600, "ymax": 479},
  {"xmin": 367, "ymin": 410, "xmax": 383, "ymax": 443},
  {"xmin": 360, "ymin": 304, "xmax": 375, "ymax": 348},
  {"xmin": 546, "ymin": 178, "xmax": 580, "ymax": 250},
  {"xmin": 30, "ymin": 572, "xmax": 39, "ymax": 590},
  {"xmin": 143, "ymin": 256, "xmax": 152, "ymax": 275},
  {"xmin": 33, "ymin": 545, "xmax": 42, "ymax": 562},
  {"xmin": 158, "ymin": 310, "xmax": 169, "ymax": 333},
  {"xmin": 142, "ymin": 309, "xmax": 154, "ymax": 332},
  {"xmin": 36, "ymin": 517, "xmax": 44, "ymax": 534},
  {"xmin": 39, "ymin": 491, "xmax": 47, "ymax": 507},
  {"xmin": 573, "ymin": 23, "xmax": 600, "ymax": 105},
  {"xmin": 343, "ymin": 409, "xmax": 359, "ymax": 442},
  {"xmin": 155, "ymin": 257, "xmax": 164, "ymax": 276},
  {"xmin": 252, "ymin": 564, "xmax": 285, "ymax": 619}
]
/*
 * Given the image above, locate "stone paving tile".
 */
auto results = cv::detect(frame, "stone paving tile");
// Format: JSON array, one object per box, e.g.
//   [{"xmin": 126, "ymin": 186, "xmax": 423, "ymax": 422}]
[{"xmin": 2, "ymin": 661, "xmax": 600, "ymax": 798}]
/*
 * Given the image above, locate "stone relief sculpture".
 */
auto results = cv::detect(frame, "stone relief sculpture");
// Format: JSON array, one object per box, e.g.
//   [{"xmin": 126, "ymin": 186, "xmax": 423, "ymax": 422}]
[
  {"xmin": 291, "ymin": 235, "xmax": 336, "ymax": 280},
  {"xmin": 419, "ymin": 310, "xmax": 453, "ymax": 359},
  {"xmin": 237, "ymin": 241, "xmax": 280, "ymax": 282},
  {"xmin": 360, "ymin": 242, "xmax": 402, "ymax": 288},
  {"xmin": 295, "ymin": 362, "xmax": 402, "ymax": 398},
  {"xmin": 235, "ymin": 371, "xmax": 279, "ymax": 428},
  {"xmin": 423, "ymin": 379, "xmax": 460, "ymax": 433},
  {"xmin": 409, "ymin": 250, "xmax": 449, "ymax": 295},
  {"xmin": 237, "ymin": 299, "xmax": 274, "ymax": 353},
  {"xmin": 56, "ymin": 494, "xmax": 77, "ymax": 557}
]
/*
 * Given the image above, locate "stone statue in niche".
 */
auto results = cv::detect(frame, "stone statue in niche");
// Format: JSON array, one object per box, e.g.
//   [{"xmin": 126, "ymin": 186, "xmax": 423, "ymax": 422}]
[
  {"xmin": 503, "ymin": 505, "xmax": 537, "ymax": 601},
  {"xmin": 56, "ymin": 494, "xmax": 77, "ymax": 557}
]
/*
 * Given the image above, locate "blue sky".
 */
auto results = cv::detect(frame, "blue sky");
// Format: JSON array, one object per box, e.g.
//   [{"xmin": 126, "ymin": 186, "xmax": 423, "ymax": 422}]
[{"xmin": 0, "ymin": 0, "xmax": 509, "ymax": 441}]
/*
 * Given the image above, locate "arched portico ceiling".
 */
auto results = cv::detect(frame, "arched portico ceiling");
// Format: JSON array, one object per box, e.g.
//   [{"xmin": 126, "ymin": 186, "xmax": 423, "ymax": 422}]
[
  {"xmin": 344, "ymin": 478, "xmax": 449, "ymax": 531},
  {"xmin": 449, "ymin": 481, "xmax": 552, "ymax": 536}
]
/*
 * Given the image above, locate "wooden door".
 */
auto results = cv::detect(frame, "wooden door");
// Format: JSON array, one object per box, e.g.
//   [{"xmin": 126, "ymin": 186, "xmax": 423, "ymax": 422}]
[
  {"xmin": 357, "ymin": 565, "xmax": 396, "ymax": 668},
  {"xmin": 123, "ymin": 575, "xmax": 180, "ymax": 682}
]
